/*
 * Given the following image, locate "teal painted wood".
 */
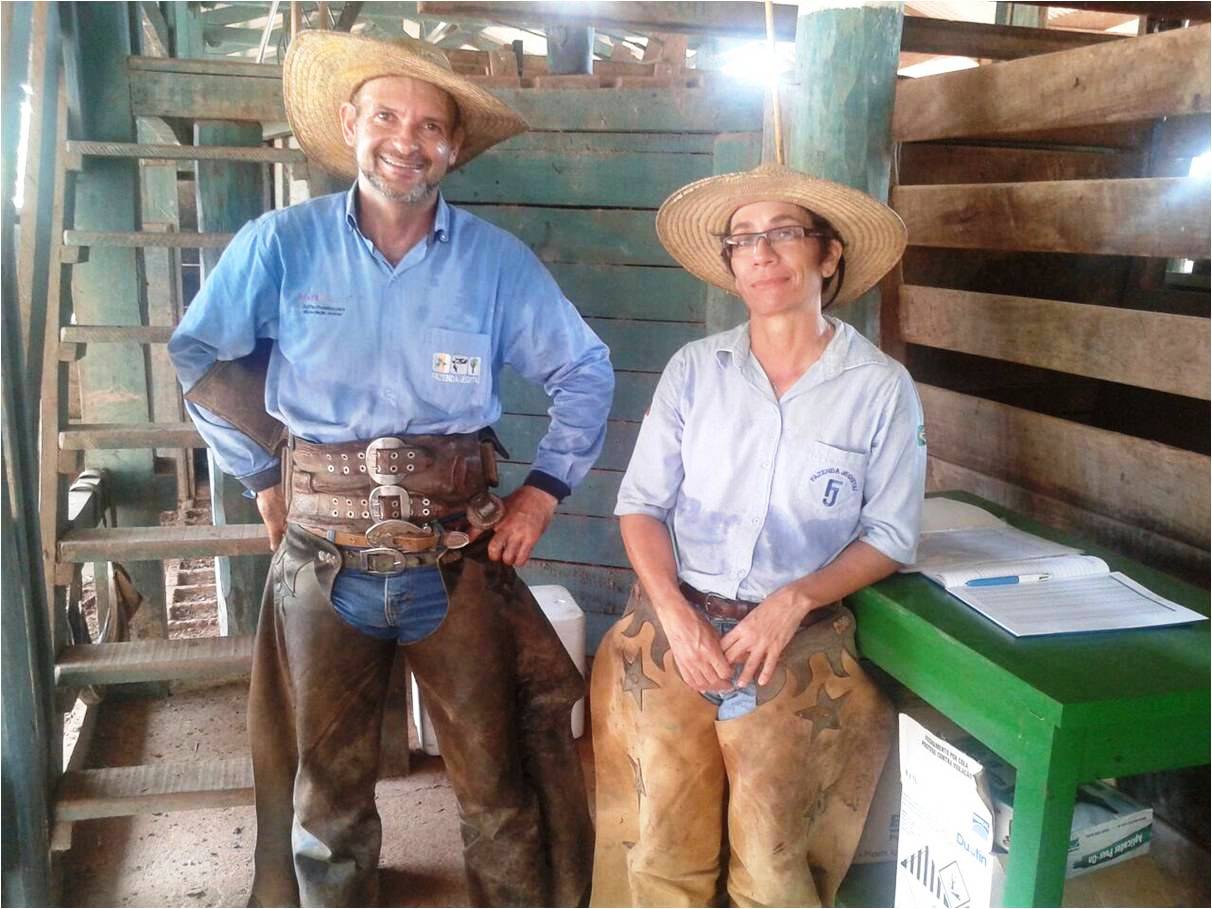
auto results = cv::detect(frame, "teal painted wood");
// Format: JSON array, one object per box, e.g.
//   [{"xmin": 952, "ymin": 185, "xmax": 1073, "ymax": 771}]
[
  {"xmin": 195, "ymin": 120, "xmax": 270, "ymax": 637},
  {"xmin": 531, "ymin": 514, "xmax": 627, "ymax": 568},
  {"xmin": 546, "ymin": 263, "xmax": 705, "ymax": 322},
  {"xmin": 446, "ymin": 147, "xmax": 712, "ymax": 208},
  {"xmin": 790, "ymin": 5, "xmax": 903, "ymax": 342},
  {"xmin": 851, "ymin": 492, "xmax": 1210, "ymax": 908},
  {"xmin": 498, "ymin": 131, "xmax": 717, "ymax": 155},
  {"xmin": 498, "ymin": 463, "xmax": 622, "ymax": 518},
  {"xmin": 462, "ymin": 205, "xmax": 672, "ymax": 266},
  {"xmin": 705, "ymin": 133, "xmax": 763, "ymax": 335},
  {"xmin": 501, "ymin": 368, "xmax": 658, "ymax": 422},
  {"xmin": 496, "ymin": 414, "xmax": 639, "ymax": 472},
  {"xmin": 585, "ymin": 319, "xmax": 702, "ymax": 372}
]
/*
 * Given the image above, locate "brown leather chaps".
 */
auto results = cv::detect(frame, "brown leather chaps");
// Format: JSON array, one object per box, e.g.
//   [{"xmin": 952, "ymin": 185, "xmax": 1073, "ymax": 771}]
[
  {"xmin": 246, "ymin": 524, "xmax": 592, "ymax": 907},
  {"xmin": 590, "ymin": 584, "xmax": 894, "ymax": 908}
]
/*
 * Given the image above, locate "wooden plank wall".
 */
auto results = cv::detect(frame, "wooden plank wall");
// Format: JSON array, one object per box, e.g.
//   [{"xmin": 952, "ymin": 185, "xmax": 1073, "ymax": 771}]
[
  {"xmin": 887, "ymin": 23, "xmax": 1212, "ymax": 581},
  {"xmin": 444, "ymin": 98, "xmax": 763, "ymax": 648}
]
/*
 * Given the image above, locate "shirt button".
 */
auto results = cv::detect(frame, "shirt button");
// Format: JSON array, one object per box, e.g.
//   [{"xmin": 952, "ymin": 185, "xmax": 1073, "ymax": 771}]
[
  {"xmin": 750, "ymin": 518, "xmax": 760, "ymax": 526},
  {"xmin": 760, "ymin": 461, "xmax": 770, "ymax": 470}
]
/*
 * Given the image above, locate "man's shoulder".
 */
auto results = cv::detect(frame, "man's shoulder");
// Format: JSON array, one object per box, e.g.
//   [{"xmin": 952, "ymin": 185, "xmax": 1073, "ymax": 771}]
[
  {"xmin": 256, "ymin": 191, "xmax": 345, "ymax": 234},
  {"xmin": 446, "ymin": 203, "xmax": 533, "ymax": 257}
]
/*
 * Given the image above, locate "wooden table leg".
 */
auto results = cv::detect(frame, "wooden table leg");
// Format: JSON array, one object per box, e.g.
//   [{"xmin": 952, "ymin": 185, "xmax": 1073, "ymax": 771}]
[{"xmin": 1002, "ymin": 728, "xmax": 1081, "ymax": 907}]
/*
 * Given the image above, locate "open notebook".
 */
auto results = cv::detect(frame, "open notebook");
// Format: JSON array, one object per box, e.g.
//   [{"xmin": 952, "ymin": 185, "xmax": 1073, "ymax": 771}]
[{"xmin": 906, "ymin": 499, "xmax": 1206, "ymax": 637}]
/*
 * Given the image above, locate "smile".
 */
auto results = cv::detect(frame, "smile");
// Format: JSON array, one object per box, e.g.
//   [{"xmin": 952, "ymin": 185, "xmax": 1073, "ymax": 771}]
[{"xmin": 378, "ymin": 154, "xmax": 427, "ymax": 174}]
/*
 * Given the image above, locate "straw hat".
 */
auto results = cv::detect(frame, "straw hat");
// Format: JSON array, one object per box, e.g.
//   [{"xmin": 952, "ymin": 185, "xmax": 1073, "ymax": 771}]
[
  {"xmin": 655, "ymin": 163, "xmax": 907, "ymax": 306},
  {"xmin": 283, "ymin": 31, "xmax": 529, "ymax": 178}
]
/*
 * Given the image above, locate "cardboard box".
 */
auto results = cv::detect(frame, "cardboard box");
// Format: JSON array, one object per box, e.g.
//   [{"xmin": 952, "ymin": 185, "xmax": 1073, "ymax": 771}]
[{"xmin": 893, "ymin": 715, "xmax": 1154, "ymax": 909}]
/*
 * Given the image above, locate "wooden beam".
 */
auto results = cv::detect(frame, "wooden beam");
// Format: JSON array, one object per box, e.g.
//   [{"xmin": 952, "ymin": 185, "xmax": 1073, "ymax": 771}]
[
  {"xmin": 55, "ymin": 758, "xmax": 254, "ymax": 821},
  {"xmin": 900, "ymin": 286, "xmax": 1211, "ymax": 400},
  {"xmin": 897, "ymin": 143, "xmax": 1141, "ymax": 186},
  {"xmin": 1049, "ymin": 2, "xmax": 1209, "ymax": 21},
  {"xmin": 893, "ymin": 24, "xmax": 1211, "ymax": 142},
  {"xmin": 891, "ymin": 177, "xmax": 1211, "ymax": 259},
  {"xmin": 59, "ymin": 422, "xmax": 205, "ymax": 450},
  {"xmin": 55, "ymin": 636, "xmax": 254, "ymax": 688},
  {"xmin": 918, "ymin": 384, "xmax": 1210, "ymax": 547},
  {"xmin": 58, "ymin": 524, "xmax": 273, "ymax": 562},
  {"xmin": 899, "ymin": 16, "xmax": 1121, "ymax": 59},
  {"xmin": 61, "ymin": 325, "xmax": 175, "ymax": 343}
]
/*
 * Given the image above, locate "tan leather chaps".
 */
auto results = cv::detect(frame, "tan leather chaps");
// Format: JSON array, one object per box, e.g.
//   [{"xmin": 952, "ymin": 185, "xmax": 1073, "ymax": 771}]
[
  {"xmin": 590, "ymin": 584, "xmax": 894, "ymax": 908},
  {"xmin": 246, "ymin": 525, "xmax": 592, "ymax": 907}
]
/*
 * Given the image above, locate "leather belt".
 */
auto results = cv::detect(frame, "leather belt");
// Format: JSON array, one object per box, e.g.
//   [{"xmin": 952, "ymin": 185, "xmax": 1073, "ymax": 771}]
[
  {"xmin": 299, "ymin": 522, "xmax": 471, "ymax": 575},
  {"xmin": 679, "ymin": 581, "xmax": 837, "ymax": 628}
]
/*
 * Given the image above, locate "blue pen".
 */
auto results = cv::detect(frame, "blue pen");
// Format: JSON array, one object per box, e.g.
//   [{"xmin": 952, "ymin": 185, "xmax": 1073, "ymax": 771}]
[{"xmin": 966, "ymin": 573, "xmax": 1051, "ymax": 587}]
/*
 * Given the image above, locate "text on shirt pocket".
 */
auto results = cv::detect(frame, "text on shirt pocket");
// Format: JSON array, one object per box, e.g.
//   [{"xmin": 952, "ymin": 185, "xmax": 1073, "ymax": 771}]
[{"xmin": 806, "ymin": 440, "xmax": 866, "ymax": 512}]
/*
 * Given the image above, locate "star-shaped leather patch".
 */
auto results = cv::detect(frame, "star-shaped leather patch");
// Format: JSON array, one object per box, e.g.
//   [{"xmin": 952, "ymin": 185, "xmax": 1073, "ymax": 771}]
[
  {"xmin": 621, "ymin": 650, "xmax": 660, "ymax": 709},
  {"xmin": 796, "ymin": 686, "xmax": 852, "ymax": 741}
]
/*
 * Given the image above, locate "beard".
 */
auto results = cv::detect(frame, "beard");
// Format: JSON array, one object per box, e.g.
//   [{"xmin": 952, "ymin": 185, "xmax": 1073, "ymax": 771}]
[{"xmin": 363, "ymin": 159, "xmax": 440, "ymax": 205}]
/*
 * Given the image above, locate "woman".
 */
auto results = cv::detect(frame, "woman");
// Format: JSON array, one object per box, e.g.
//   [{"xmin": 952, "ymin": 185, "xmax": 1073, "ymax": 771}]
[{"xmin": 591, "ymin": 163, "xmax": 926, "ymax": 907}]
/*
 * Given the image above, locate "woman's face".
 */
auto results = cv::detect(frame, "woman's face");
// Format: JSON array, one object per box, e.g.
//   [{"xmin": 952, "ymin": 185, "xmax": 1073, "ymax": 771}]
[{"xmin": 725, "ymin": 201, "xmax": 842, "ymax": 319}]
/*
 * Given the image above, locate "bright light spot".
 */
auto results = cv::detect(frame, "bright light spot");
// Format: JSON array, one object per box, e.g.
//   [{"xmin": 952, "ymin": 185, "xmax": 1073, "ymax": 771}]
[
  {"xmin": 898, "ymin": 56, "xmax": 980, "ymax": 79},
  {"xmin": 717, "ymin": 40, "xmax": 795, "ymax": 87},
  {"xmin": 1189, "ymin": 151, "xmax": 1212, "ymax": 179},
  {"xmin": 14, "ymin": 84, "xmax": 32, "ymax": 210}
]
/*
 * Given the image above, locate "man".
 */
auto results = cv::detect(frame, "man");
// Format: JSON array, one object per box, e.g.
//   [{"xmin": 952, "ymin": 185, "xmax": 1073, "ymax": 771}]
[{"xmin": 169, "ymin": 33, "xmax": 613, "ymax": 907}]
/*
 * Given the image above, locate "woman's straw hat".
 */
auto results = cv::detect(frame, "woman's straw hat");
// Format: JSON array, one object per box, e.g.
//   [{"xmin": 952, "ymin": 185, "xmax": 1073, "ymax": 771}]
[
  {"xmin": 655, "ymin": 163, "xmax": 908, "ymax": 306},
  {"xmin": 283, "ymin": 31, "xmax": 529, "ymax": 178}
]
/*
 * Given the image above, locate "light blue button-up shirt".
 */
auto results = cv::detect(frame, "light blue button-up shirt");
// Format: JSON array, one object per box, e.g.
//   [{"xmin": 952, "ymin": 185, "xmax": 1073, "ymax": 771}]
[
  {"xmin": 169, "ymin": 188, "xmax": 614, "ymax": 495},
  {"xmin": 615, "ymin": 319, "xmax": 925, "ymax": 602}
]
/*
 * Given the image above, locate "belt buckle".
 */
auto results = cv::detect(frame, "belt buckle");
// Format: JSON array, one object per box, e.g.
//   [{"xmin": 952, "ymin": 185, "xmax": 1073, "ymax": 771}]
[
  {"xmin": 365, "ymin": 436, "xmax": 417, "ymax": 485},
  {"xmin": 366, "ymin": 519, "xmax": 426, "ymax": 547},
  {"xmin": 368, "ymin": 485, "xmax": 411, "ymax": 521},
  {"xmin": 362, "ymin": 547, "xmax": 407, "ymax": 575}
]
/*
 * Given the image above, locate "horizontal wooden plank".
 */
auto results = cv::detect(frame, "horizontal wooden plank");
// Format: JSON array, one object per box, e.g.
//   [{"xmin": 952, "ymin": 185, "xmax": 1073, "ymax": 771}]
[
  {"xmin": 64, "ymin": 230, "xmax": 232, "ymax": 249},
  {"xmin": 502, "ymin": 368, "xmax": 658, "ymax": 422},
  {"xmin": 56, "ymin": 758, "xmax": 254, "ymax": 821},
  {"xmin": 919, "ymin": 384, "xmax": 1210, "ymax": 546},
  {"xmin": 128, "ymin": 55, "xmax": 281, "ymax": 78},
  {"xmin": 897, "ymin": 143, "xmax": 1141, "ymax": 186},
  {"xmin": 586, "ymin": 319, "xmax": 700, "ymax": 372},
  {"xmin": 67, "ymin": 140, "xmax": 305, "ymax": 164},
  {"xmin": 900, "ymin": 286, "xmax": 1211, "ymax": 400},
  {"xmin": 496, "ymin": 414, "xmax": 639, "ymax": 472},
  {"xmin": 445, "ymin": 147, "xmax": 712, "ymax": 208},
  {"xmin": 55, "ymin": 635, "xmax": 254, "ymax": 688},
  {"xmin": 498, "ymin": 463, "xmax": 623, "ymax": 518},
  {"xmin": 548, "ymin": 263, "xmax": 705, "ymax": 322},
  {"xmin": 59, "ymin": 524, "xmax": 272, "ymax": 562},
  {"xmin": 518, "ymin": 560, "xmax": 635, "ymax": 618},
  {"xmin": 463, "ymin": 206, "xmax": 672, "ymax": 266},
  {"xmin": 496, "ymin": 131, "xmax": 717, "ymax": 155},
  {"xmin": 893, "ymin": 24, "xmax": 1211, "ymax": 142},
  {"xmin": 59, "ymin": 422, "xmax": 204, "ymax": 450},
  {"xmin": 892, "ymin": 178, "xmax": 1211, "ymax": 259},
  {"xmin": 531, "ymin": 513, "xmax": 627, "ymax": 568},
  {"xmin": 899, "ymin": 15, "xmax": 1122, "ymax": 60},
  {"xmin": 130, "ymin": 69, "xmax": 284, "ymax": 122},
  {"xmin": 927, "ymin": 458, "xmax": 1209, "ymax": 583},
  {"xmin": 61, "ymin": 325, "xmax": 175, "ymax": 343}
]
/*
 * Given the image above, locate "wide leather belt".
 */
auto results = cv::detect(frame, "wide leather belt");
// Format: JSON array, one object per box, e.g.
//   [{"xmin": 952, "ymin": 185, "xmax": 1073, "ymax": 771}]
[
  {"xmin": 299, "ymin": 521, "xmax": 472, "ymax": 575},
  {"xmin": 679, "ymin": 581, "xmax": 837, "ymax": 628}
]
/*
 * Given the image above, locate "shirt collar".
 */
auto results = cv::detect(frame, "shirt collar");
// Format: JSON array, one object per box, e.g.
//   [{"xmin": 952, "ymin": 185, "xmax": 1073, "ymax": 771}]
[
  {"xmin": 714, "ymin": 317, "xmax": 885, "ymax": 381},
  {"xmin": 343, "ymin": 183, "xmax": 452, "ymax": 244}
]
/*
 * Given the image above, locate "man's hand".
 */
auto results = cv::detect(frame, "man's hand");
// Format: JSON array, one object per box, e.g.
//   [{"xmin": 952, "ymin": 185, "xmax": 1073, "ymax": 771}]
[
  {"xmin": 720, "ymin": 583, "xmax": 817, "ymax": 688},
  {"xmin": 255, "ymin": 486, "xmax": 287, "ymax": 551},
  {"xmin": 659, "ymin": 597, "xmax": 734, "ymax": 693},
  {"xmin": 479, "ymin": 485, "xmax": 557, "ymax": 567}
]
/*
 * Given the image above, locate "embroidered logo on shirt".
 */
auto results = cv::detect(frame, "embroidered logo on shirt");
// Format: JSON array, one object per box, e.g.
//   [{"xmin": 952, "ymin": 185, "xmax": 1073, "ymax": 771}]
[
  {"xmin": 298, "ymin": 293, "xmax": 347, "ymax": 317},
  {"xmin": 809, "ymin": 467, "xmax": 858, "ymax": 508},
  {"xmin": 432, "ymin": 352, "xmax": 482, "ymax": 384}
]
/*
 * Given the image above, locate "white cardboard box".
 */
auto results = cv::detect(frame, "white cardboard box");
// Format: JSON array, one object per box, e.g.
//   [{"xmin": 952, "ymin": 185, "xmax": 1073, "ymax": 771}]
[{"xmin": 893, "ymin": 715, "xmax": 1153, "ymax": 909}]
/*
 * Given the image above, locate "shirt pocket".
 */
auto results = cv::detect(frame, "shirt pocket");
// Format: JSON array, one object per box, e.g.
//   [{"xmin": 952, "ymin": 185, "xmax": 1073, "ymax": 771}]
[
  {"xmin": 422, "ymin": 327, "xmax": 492, "ymax": 414},
  {"xmin": 803, "ymin": 440, "xmax": 866, "ymax": 519}
]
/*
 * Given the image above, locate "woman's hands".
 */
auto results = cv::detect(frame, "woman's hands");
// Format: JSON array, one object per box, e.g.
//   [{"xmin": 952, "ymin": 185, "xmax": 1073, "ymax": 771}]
[
  {"xmin": 720, "ymin": 584, "xmax": 816, "ymax": 688},
  {"xmin": 656, "ymin": 595, "xmax": 734, "ymax": 694}
]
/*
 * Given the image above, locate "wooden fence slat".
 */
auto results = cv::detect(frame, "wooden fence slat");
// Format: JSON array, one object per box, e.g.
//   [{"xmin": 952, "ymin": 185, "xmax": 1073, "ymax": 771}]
[
  {"xmin": 893, "ymin": 23, "xmax": 1211, "ymax": 143},
  {"xmin": 498, "ymin": 463, "xmax": 622, "ymax": 518},
  {"xmin": 59, "ymin": 422, "xmax": 205, "ymax": 449},
  {"xmin": 585, "ymin": 319, "xmax": 701, "ymax": 372},
  {"xmin": 56, "ymin": 758, "xmax": 254, "ymax": 821},
  {"xmin": 897, "ymin": 144, "xmax": 1141, "ymax": 186},
  {"xmin": 495, "ymin": 131, "xmax": 717, "ymax": 155},
  {"xmin": 502, "ymin": 368, "xmax": 659, "ymax": 422},
  {"xmin": 518, "ymin": 560, "xmax": 634, "ymax": 617},
  {"xmin": 918, "ymin": 384, "xmax": 1210, "ymax": 546},
  {"xmin": 55, "ymin": 636, "xmax": 254, "ymax": 687},
  {"xmin": 892, "ymin": 178, "xmax": 1211, "ymax": 259},
  {"xmin": 900, "ymin": 286, "xmax": 1211, "ymax": 400},
  {"xmin": 59, "ymin": 524, "xmax": 271, "ymax": 562},
  {"xmin": 532, "ymin": 513, "xmax": 627, "ymax": 567},
  {"xmin": 496, "ymin": 414, "xmax": 639, "ymax": 472},
  {"xmin": 548, "ymin": 263, "xmax": 704, "ymax": 322},
  {"xmin": 463, "ymin": 206, "xmax": 672, "ymax": 266}
]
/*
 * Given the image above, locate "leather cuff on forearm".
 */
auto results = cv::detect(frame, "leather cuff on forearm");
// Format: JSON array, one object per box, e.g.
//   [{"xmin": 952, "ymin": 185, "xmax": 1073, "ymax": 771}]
[
  {"xmin": 240, "ymin": 464, "xmax": 282, "ymax": 494},
  {"xmin": 524, "ymin": 469, "xmax": 571, "ymax": 502}
]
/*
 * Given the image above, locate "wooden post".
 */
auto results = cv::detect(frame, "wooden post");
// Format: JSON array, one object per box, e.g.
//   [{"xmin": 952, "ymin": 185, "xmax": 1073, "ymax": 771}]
[
  {"xmin": 194, "ymin": 121, "xmax": 272, "ymax": 636},
  {"xmin": 546, "ymin": 24, "xmax": 595, "ymax": 74},
  {"xmin": 72, "ymin": 2, "xmax": 171, "ymax": 643},
  {"xmin": 786, "ymin": 1, "xmax": 903, "ymax": 342}
]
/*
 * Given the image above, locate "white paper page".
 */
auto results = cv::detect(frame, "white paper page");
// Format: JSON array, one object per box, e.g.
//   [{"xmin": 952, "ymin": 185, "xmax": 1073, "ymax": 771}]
[
  {"xmin": 949, "ymin": 573, "xmax": 1207, "ymax": 637},
  {"xmin": 904, "ymin": 525, "xmax": 1081, "ymax": 575},
  {"xmin": 920, "ymin": 498, "xmax": 1006, "ymax": 534},
  {"xmin": 933, "ymin": 555, "xmax": 1108, "ymax": 589}
]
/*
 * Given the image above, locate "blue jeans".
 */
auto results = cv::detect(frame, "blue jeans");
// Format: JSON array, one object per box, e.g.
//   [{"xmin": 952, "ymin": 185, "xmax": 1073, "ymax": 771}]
[
  {"xmin": 698, "ymin": 616, "xmax": 758, "ymax": 720},
  {"xmin": 329, "ymin": 564, "xmax": 449, "ymax": 643}
]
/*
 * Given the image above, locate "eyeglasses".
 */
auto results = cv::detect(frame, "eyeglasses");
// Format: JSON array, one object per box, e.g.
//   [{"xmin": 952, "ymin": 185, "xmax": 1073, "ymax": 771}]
[{"xmin": 720, "ymin": 225, "xmax": 830, "ymax": 257}]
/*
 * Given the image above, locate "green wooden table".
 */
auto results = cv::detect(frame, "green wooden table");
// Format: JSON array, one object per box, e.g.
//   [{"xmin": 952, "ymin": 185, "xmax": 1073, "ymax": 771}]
[{"xmin": 849, "ymin": 492, "xmax": 1210, "ymax": 907}]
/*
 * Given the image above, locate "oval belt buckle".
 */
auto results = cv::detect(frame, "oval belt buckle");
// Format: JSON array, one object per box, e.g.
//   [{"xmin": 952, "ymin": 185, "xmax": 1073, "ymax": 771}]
[
  {"xmin": 368, "ymin": 485, "xmax": 411, "ymax": 522},
  {"xmin": 366, "ymin": 519, "xmax": 426, "ymax": 548},
  {"xmin": 364, "ymin": 436, "xmax": 412, "ymax": 485},
  {"xmin": 442, "ymin": 530, "xmax": 471, "ymax": 550}
]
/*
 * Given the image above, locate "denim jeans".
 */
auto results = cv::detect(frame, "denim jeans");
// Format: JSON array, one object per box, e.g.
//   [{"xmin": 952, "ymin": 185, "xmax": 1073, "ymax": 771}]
[
  {"xmin": 329, "ymin": 563, "xmax": 449, "ymax": 643},
  {"xmin": 698, "ymin": 616, "xmax": 758, "ymax": 720}
]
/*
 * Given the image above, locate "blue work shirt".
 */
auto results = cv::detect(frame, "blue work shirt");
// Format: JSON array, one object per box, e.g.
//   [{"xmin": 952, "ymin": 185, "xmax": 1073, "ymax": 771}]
[
  {"xmin": 615, "ymin": 319, "xmax": 925, "ymax": 602},
  {"xmin": 169, "ymin": 188, "xmax": 614, "ymax": 496}
]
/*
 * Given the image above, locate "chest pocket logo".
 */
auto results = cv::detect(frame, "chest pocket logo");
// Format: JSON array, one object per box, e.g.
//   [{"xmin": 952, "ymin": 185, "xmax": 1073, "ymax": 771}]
[
  {"xmin": 812, "ymin": 468, "xmax": 858, "ymax": 507},
  {"xmin": 432, "ymin": 351, "xmax": 482, "ymax": 383},
  {"xmin": 807, "ymin": 440, "xmax": 865, "ymax": 511}
]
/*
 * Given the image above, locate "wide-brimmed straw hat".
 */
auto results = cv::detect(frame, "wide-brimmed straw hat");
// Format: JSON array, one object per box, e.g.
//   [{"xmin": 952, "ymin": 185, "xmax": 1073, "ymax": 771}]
[
  {"xmin": 655, "ymin": 163, "xmax": 907, "ymax": 306},
  {"xmin": 283, "ymin": 31, "xmax": 529, "ymax": 178}
]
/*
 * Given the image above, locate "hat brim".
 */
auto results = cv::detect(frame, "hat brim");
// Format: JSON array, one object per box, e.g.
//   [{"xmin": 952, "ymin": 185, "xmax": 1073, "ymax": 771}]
[
  {"xmin": 283, "ymin": 31, "xmax": 529, "ymax": 179},
  {"xmin": 655, "ymin": 163, "xmax": 907, "ymax": 307}
]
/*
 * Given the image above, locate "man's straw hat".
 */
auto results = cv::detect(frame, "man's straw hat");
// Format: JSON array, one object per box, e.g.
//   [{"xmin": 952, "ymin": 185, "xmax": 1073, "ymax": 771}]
[
  {"xmin": 655, "ymin": 163, "xmax": 908, "ymax": 306},
  {"xmin": 283, "ymin": 31, "xmax": 529, "ymax": 178}
]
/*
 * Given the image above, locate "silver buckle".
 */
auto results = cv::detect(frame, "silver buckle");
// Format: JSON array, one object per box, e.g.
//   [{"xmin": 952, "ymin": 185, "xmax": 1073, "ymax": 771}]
[
  {"xmin": 364, "ymin": 436, "xmax": 413, "ymax": 484},
  {"xmin": 365, "ymin": 519, "xmax": 426, "ymax": 547},
  {"xmin": 368, "ymin": 485, "xmax": 411, "ymax": 521},
  {"xmin": 361, "ymin": 547, "xmax": 408, "ymax": 575}
]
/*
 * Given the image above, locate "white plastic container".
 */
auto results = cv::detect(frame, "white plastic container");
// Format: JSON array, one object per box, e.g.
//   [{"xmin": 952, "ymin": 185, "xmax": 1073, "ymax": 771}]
[{"xmin": 410, "ymin": 583, "xmax": 587, "ymax": 757}]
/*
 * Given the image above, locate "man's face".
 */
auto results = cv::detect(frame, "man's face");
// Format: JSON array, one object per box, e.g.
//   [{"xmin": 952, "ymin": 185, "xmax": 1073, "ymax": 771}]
[
  {"xmin": 726, "ymin": 200, "xmax": 842, "ymax": 317},
  {"xmin": 339, "ymin": 75, "xmax": 463, "ymax": 205}
]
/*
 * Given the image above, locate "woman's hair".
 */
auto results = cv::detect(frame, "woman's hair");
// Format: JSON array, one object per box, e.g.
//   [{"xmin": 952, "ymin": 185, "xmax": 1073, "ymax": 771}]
[{"xmin": 720, "ymin": 206, "xmax": 847, "ymax": 309}]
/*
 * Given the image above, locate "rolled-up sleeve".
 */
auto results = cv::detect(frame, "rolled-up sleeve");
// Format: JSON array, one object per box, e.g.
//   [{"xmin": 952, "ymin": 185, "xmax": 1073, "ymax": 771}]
[
  {"xmin": 858, "ymin": 366, "xmax": 926, "ymax": 564},
  {"xmin": 614, "ymin": 350, "xmax": 687, "ymax": 522}
]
